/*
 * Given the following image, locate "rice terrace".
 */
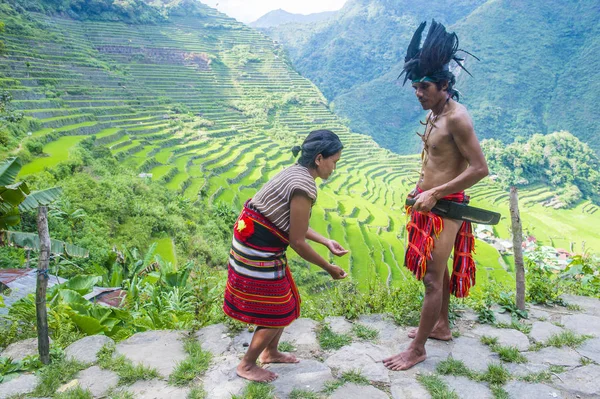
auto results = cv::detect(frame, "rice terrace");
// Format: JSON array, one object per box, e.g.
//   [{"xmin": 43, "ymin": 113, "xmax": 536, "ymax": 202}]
[{"xmin": 1, "ymin": 0, "xmax": 600, "ymax": 398}]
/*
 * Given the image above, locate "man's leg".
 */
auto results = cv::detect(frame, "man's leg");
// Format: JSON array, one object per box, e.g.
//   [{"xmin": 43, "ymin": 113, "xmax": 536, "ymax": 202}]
[
  {"xmin": 237, "ymin": 327, "xmax": 281, "ymax": 382},
  {"xmin": 259, "ymin": 327, "xmax": 299, "ymax": 364},
  {"xmin": 407, "ymin": 265, "xmax": 451, "ymax": 340},
  {"xmin": 384, "ymin": 218, "xmax": 461, "ymax": 370}
]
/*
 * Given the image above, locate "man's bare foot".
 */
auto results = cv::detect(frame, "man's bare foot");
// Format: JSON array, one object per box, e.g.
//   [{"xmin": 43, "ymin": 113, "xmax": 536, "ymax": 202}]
[
  {"xmin": 236, "ymin": 362, "xmax": 278, "ymax": 382},
  {"xmin": 258, "ymin": 351, "xmax": 299, "ymax": 364},
  {"xmin": 383, "ymin": 347, "xmax": 427, "ymax": 371},
  {"xmin": 407, "ymin": 324, "xmax": 452, "ymax": 341}
]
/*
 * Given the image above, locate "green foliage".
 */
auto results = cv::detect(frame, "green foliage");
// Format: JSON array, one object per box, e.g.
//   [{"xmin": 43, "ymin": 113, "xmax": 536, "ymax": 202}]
[
  {"xmin": 436, "ymin": 359, "xmax": 472, "ymax": 377},
  {"xmin": 416, "ymin": 374, "xmax": 459, "ymax": 399},
  {"xmin": 524, "ymin": 248, "xmax": 564, "ymax": 305},
  {"xmin": 494, "ymin": 346, "xmax": 527, "ymax": 364},
  {"xmin": 479, "ymin": 363, "xmax": 511, "ymax": 385},
  {"xmin": 231, "ymin": 382, "xmax": 275, "ymax": 399},
  {"xmin": 32, "ymin": 358, "xmax": 89, "ymax": 397},
  {"xmin": 546, "ymin": 331, "xmax": 592, "ymax": 349},
  {"xmin": 278, "ymin": 341, "xmax": 296, "ymax": 352},
  {"xmin": 289, "ymin": 389, "xmax": 320, "ymax": 399},
  {"xmin": 97, "ymin": 344, "xmax": 160, "ymax": 385},
  {"xmin": 187, "ymin": 387, "xmax": 207, "ymax": 399},
  {"xmin": 323, "ymin": 370, "xmax": 370, "ymax": 394},
  {"xmin": 352, "ymin": 323, "xmax": 379, "ymax": 341},
  {"xmin": 168, "ymin": 339, "xmax": 212, "ymax": 386},
  {"xmin": 318, "ymin": 324, "xmax": 352, "ymax": 350},
  {"xmin": 54, "ymin": 387, "xmax": 93, "ymax": 399}
]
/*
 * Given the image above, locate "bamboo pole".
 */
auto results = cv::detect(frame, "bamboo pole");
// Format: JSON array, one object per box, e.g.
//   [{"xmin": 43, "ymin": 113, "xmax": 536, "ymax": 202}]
[
  {"xmin": 36, "ymin": 206, "xmax": 50, "ymax": 364},
  {"xmin": 509, "ymin": 187, "xmax": 526, "ymax": 311}
]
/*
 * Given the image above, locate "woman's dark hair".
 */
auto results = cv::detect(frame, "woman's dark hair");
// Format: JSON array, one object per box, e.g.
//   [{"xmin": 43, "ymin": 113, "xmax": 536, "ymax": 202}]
[{"xmin": 291, "ymin": 129, "xmax": 343, "ymax": 168}]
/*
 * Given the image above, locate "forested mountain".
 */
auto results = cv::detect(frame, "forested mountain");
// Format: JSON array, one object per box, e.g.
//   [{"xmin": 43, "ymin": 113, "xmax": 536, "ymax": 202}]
[
  {"xmin": 249, "ymin": 9, "xmax": 336, "ymax": 28},
  {"xmin": 263, "ymin": 0, "xmax": 600, "ymax": 155}
]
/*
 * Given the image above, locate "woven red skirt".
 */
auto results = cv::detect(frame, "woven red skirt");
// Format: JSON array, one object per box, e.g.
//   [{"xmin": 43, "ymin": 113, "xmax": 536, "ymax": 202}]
[{"xmin": 223, "ymin": 202, "xmax": 300, "ymax": 327}]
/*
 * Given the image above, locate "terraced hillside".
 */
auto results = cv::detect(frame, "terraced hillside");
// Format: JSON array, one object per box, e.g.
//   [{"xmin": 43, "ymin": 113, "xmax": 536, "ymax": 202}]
[{"xmin": 2, "ymin": 3, "xmax": 599, "ymax": 291}]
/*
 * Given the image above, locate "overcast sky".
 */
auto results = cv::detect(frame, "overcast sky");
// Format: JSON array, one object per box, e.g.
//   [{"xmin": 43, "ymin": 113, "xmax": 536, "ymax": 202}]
[{"xmin": 201, "ymin": 0, "xmax": 348, "ymax": 23}]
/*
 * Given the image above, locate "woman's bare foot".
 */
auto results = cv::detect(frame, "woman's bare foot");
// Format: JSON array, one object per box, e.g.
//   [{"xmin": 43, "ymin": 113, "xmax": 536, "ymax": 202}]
[
  {"xmin": 259, "ymin": 350, "xmax": 299, "ymax": 364},
  {"xmin": 407, "ymin": 323, "xmax": 452, "ymax": 341},
  {"xmin": 383, "ymin": 347, "xmax": 427, "ymax": 371},
  {"xmin": 236, "ymin": 361, "xmax": 278, "ymax": 382}
]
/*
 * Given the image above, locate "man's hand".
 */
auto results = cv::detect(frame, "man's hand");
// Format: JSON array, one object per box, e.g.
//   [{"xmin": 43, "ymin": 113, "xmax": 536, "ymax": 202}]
[
  {"xmin": 412, "ymin": 190, "xmax": 439, "ymax": 212},
  {"xmin": 325, "ymin": 239, "xmax": 349, "ymax": 256},
  {"xmin": 327, "ymin": 264, "xmax": 348, "ymax": 280}
]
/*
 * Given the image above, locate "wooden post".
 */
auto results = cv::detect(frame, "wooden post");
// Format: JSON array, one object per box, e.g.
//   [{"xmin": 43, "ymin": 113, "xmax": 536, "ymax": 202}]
[
  {"xmin": 36, "ymin": 206, "xmax": 50, "ymax": 364},
  {"xmin": 509, "ymin": 187, "xmax": 526, "ymax": 311}
]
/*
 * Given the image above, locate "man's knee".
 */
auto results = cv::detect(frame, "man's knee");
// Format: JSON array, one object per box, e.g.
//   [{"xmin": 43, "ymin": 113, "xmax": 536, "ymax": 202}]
[{"xmin": 423, "ymin": 270, "xmax": 443, "ymax": 293}]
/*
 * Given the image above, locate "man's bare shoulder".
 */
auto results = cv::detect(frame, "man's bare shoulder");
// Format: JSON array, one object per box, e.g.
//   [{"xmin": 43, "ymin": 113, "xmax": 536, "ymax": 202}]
[{"xmin": 447, "ymin": 102, "xmax": 474, "ymax": 136}]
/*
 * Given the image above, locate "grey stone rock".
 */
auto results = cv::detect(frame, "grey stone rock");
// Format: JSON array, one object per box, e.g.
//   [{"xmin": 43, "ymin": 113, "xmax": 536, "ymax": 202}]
[
  {"xmin": 528, "ymin": 306, "xmax": 551, "ymax": 321},
  {"xmin": 471, "ymin": 325, "xmax": 530, "ymax": 351},
  {"xmin": 324, "ymin": 316, "xmax": 353, "ymax": 335},
  {"xmin": 504, "ymin": 362, "xmax": 549, "ymax": 377},
  {"xmin": 391, "ymin": 374, "xmax": 432, "ymax": 399},
  {"xmin": 410, "ymin": 339, "xmax": 454, "ymax": 374},
  {"xmin": 357, "ymin": 314, "xmax": 410, "ymax": 349},
  {"xmin": 562, "ymin": 294, "xmax": 600, "ymax": 317},
  {"xmin": 504, "ymin": 381, "xmax": 565, "ymax": 399},
  {"xmin": 282, "ymin": 318, "xmax": 319, "ymax": 354},
  {"xmin": 442, "ymin": 376, "xmax": 494, "ymax": 399},
  {"xmin": 0, "ymin": 373, "xmax": 38, "ymax": 398},
  {"xmin": 269, "ymin": 359, "xmax": 332, "ymax": 398},
  {"xmin": 324, "ymin": 342, "xmax": 391, "ymax": 383},
  {"xmin": 77, "ymin": 366, "xmax": 119, "ymax": 397},
  {"xmin": 194, "ymin": 323, "xmax": 231, "ymax": 356},
  {"xmin": 115, "ymin": 330, "xmax": 186, "ymax": 377},
  {"xmin": 202, "ymin": 355, "xmax": 247, "ymax": 399},
  {"xmin": 577, "ymin": 337, "xmax": 600, "ymax": 363},
  {"xmin": 450, "ymin": 336, "xmax": 497, "ymax": 372},
  {"xmin": 494, "ymin": 311, "xmax": 513, "ymax": 325},
  {"xmin": 126, "ymin": 379, "xmax": 190, "ymax": 399},
  {"xmin": 1, "ymin": 338, "xmax": 52, "ymax": 362},
  {"xmin": 552, "ymin": 364, "xmax": 600, "ymax": 397},
  {"xmin": 65, "ymin": 335, "xmax": 114, "ymax": 364},
  {"xmin": 330, "ymin": 383, "xmax": 389, "ymax": 399},
  {"xmin": 529, "ymin": 321, "xmax": 564, "ymax": 343},
  {"xmin": 526, "ymin": 347, "xmax": 581, "ymax": 368},
  {"xmin": 561, "ymin": 314, "xmax": 600, "ymax": 336},
  {"xmin": 456, "ymin": 308, "xmax": 479, "ymax": 323},
  {"xmin": 230, "ymin": 328, "xmax": 254, "ymax": 354}
]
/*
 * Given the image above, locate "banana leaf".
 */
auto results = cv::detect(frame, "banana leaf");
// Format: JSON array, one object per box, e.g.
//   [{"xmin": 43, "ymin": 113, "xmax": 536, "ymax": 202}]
[{"xmin": 3, "ymin": 231, "xmax": 89, "ymax": 257}]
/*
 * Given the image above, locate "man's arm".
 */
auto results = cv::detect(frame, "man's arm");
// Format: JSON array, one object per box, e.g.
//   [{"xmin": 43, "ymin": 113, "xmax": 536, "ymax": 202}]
[
  {"xmin": 416, "ymin": 112, "xmax": 489, "ymax": 211},
  {"xmin": 306, "ymin": 227, "xmax": 328, "ymax": 245}
]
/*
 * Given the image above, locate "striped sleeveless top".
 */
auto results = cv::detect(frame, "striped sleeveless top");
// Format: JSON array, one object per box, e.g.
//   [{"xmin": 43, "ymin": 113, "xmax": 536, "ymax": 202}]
[{"xmin": 248, "ymin": 164, "xmax": 317, "ymax": 233}]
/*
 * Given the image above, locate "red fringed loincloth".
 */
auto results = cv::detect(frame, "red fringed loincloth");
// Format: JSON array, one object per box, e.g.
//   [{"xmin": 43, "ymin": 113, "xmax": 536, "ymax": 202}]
[
  {"xmin": 223, "ymin": 201, "xmax": 301, "ymax": 328},
  {"xmin": 404, "ymin": 188, "xmax": 476, "ymax": 298}
]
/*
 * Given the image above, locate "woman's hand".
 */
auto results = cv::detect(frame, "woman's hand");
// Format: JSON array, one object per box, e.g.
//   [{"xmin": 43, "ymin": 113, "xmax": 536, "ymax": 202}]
[
  {"xmin": 327, "ymin": 264, "xmax": 348, "ymax": 280},
  {"xmin": 326, "ymin": 239, "xmax": 349, "ymax": 256}
]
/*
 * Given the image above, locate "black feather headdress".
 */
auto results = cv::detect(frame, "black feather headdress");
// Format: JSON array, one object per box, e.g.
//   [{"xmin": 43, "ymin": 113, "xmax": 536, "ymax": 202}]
[{"xmin": 399, "ymin": 20, "xmax": 478, "ymax": 92}]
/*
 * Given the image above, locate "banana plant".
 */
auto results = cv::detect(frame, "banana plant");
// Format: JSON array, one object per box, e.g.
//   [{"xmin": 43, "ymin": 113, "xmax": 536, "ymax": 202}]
[{"xmin": 0, "ymin": 157, "xmax": 88, "ymax": 257}]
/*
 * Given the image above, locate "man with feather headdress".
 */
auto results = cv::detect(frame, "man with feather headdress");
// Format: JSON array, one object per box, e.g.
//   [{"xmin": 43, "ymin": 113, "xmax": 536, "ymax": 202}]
[{"xmin": 383, "ymin": 20, "xmax": 489, "ymax": 371}]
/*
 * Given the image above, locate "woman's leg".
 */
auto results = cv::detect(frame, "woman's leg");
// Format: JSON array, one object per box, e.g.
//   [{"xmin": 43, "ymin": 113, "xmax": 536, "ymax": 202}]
[
  {"xmin": 237, "ymin": 327, "xmax": 280, "ymax": 382},
  {"xmin": 259, "ymin": 327, "xmax": 299, "ymax": 364}
]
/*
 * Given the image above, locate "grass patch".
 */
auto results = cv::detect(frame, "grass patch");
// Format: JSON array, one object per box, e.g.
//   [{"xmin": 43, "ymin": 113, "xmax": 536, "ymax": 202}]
[
  {"xmin": 452, "ymin": 331, "xmax": 461, "ymax": 338},
  {"xmin": 495, "ymin": 346, "xmax": 527, "ymax": 363},
  {"xmin": 436, "ymin": 359, "xmax": 472, "ymax": 377},
  {"xmin": 54, "ymin": 386, "xmax": 93, "ymax": 399},
  {"xmin": 318, "ymin": 324, "xmax": 352, "ymax": 350},
  {"xmin": 546, "ymin": 331, "xmax": 591, "ymax": 348},
  {"xmin": 479, "ymin": 363, "xmax": 511, "ymax": 385},
  {"xmin": 490, "ymin": 385, "xmax": 509, "ymax": 399},
  {"xmin": 97, "ymin": 344, "xmax": 160, "ymax": 385},
  {"xmin": 580, "ymin": 357, "xmax": 593, "ymax": 366},
  {"xmin": 106, "ymin": 389, "xmax": 135, "ymax": 399},
  {"xmin": 169, "ymin": 339, "xmax": 212, "ymax": 386},
  {"xmin": 480, "ymin": 335, "xmax": 499, "ymax": 346},
  {"xmin": 188, "ymin": 386, "xmax": 207, "ymax": 399},
  {"xmin": 278, "ymin": 341, "xmax": 296, "ymax": 352},
  {"xmin": 289, "ymin": 388, "xmax": 320, "ymax": 399},
  {"xmin": 416, "ymin": 374, "xmax": 459, "ymax": 399},
  {"xmin": 231, "ymin": 382, "xmax": 275, "ymax": 399},
  {"xmin": 352, "ymin": 324, "xmax": 379, "ymax": 341},
  {"xmin": 31, "ymin": 358, "xmax": 89, "ymax": 397},
  {"xmin": 323, "ymin": 369, "xmax": 370, "ymax": 394},
  {"xmin": 496, "ymin": 321, "xmax": 532, "ymax": 334},
  {"xmin": 518, "ymin": 370, "xmax": 552, "ymax": 383}
]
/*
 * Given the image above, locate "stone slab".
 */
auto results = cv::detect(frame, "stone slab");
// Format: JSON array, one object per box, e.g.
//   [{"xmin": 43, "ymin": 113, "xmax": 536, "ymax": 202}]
[
  {"xmin": 115, "ymin": 330, "xmax": 186, "ymax": 377},
  {"xmin": 442, "ymin": 375, "xmax": 494, "ymax": 399},
  {"xmin": 504, "ymin": 381, "xmax": 566, "ymax": 399},
  {"xmin": 330, "ymin": 383, "xmax": 389, "ymax": 399},
  {"xmin": 577, "ymin": 337, "xmax": 600, "ymax": 364},
  {"xmin": 551, "ymin": 364, "xmax": 600, "ymax": 397},
  {"xmin": 65, "ymin": 335, "xmax": 114, "ymax": 364},
  {"xmin": 126, "ymin": 379, "xmax": 190, "ymax": 399},
  {"xmin": 450, "ymin": 336, "xmax": 497, "ymax": 372},
  {"xmin": 77, "ymin": 366, "xmax": 119, "ymax": 397},
  {"xmin": 202, "ymin": 355, "xmax": 247, "ymax": 399},
  {"xmin": 324, "ymin": 342, "xmax": 391, "ymax": 383},
  {"xmin": 471, "ymin": 325, "xmax": 530, "ymax": 351},
  {"xmin": 194, "ymin": 323, "xmax": 232, "ymax": 356},
  {"xmin": 1, "ymin": 338, "xmax": 51, "ymax": 362},
  {"xmin": 269, "ymin": 359, "xmax": 332, "ymax": 398},
  {"xmin": 561, "ymin": 314, "xmax": 600, "ymax": 337},
  {"xmin": 0, "ymin": 373, "xmax": 38, "ymax": 398},
  {"xmin": 324, "ymin": 316, "xmax": 353, "ymax": 335},
  {"xmin": 281, "ymin": 318, "xmax": 319, "ymax": 355},
  {"xmin": 562, "ymin": 294, "xmax": 600, "ymax": 317},
  {"xmin": 391, "ymin": 374, "xmax": 432, "ymax": 399},
  {"xmin": 526, "ymin": 347, "xmax": 581, "ymax": 368},
  {"xmin": 529, "ymin": 321, "xmax": 564, "ymax": 343}
]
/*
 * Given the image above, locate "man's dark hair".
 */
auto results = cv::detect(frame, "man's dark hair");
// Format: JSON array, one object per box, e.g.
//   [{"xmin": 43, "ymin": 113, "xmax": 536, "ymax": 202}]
[{"xmin": 292, "ymin": 129, "xmax": 343, "ymax": 168}]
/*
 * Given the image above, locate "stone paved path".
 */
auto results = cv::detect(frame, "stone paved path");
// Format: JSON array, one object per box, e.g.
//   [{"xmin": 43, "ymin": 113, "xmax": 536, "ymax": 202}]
[{"xmin": 1, "ymin": 295, "xmax": 600, "ymax": 399}]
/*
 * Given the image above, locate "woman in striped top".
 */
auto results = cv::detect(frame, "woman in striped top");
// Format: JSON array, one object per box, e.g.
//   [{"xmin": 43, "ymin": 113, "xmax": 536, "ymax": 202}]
[{"xmin": 224, "ymin": 129, "xmax": 349, "ymax": 383}]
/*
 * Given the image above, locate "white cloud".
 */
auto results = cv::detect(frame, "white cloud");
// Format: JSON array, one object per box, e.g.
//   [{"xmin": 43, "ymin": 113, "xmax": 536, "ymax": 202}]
[{"xmin": 202, "ymin": 0, "xmax": 347, "ymax": 23}]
